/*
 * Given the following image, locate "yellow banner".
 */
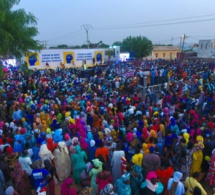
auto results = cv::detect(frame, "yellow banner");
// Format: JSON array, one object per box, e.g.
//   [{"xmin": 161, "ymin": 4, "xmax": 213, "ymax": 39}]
[
  {"xmin": 94, "ymin": 51, "xmax": 103, "ymax": 62},
  {"xmin": 63, "ymin": 52, "xmax": 75, "ymax": 64},
  {"xmin": 25, "ymin": 52, "xmax": 40, "ymax": 66}
]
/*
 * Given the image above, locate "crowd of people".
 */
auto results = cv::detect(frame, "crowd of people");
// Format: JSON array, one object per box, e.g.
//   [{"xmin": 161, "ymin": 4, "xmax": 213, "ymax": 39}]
[{"xmin": 0, "ymin": 58, "xmax": 214, "ymax": 195}]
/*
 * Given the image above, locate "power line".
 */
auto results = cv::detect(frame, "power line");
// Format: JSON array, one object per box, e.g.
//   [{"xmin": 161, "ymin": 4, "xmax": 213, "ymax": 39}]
[
  {"xmin": 94, "ymin": 13, "xmax": 215, "ymax": 29},
  {"xmin": 93, "ymin": 18, "xmax": 215, "ymax": 30},
  {"xmin": 47, "ymin": 29, "xmax": 83, "ymax": 42}
]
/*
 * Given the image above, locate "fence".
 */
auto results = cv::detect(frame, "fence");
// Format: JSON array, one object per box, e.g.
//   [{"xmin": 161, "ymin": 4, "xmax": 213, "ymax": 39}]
[{"xmin": 137, "ymin": 84, "xmax": 164, "ymax": 98}]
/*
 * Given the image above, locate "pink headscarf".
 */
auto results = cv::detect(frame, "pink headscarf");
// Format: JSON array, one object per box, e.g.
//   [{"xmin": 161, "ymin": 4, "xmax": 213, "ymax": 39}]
[
  {"xmin": 61, "ymin": 178, "xmax": 77, "ymax": 195},
  {"xmin": 126, "ymin": 131, "xmax": 133, "ymax": 142},
  {"xmin": 146, "ymin": 171, "xmax": 157, "ymax": 180}
]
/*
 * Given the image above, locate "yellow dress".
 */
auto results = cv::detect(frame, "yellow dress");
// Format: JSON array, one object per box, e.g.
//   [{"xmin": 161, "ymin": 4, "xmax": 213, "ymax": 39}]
[{"xmin": 190, "ymin": 149, "xmax": 203, "ymax": 176}]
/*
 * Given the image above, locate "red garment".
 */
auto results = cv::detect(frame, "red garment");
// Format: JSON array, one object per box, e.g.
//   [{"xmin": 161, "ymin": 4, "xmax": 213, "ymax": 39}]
[
  {"xmin": 156, "ymin": 166, "xmax": 174, "ymax": 195},
  {"xmin": 96, "ymin": 171, "xmax": 112, "ymax": 194}
]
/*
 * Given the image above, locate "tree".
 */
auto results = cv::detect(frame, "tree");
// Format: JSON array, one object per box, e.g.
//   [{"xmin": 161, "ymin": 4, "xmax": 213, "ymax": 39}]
[
  {"xmin": 112, "ymin": 41, "xmax": 122, "ymax": 47},
  {"xmin": 0, "ymin": 0, "xmax": 42, "ymax": 58},
  {"xmin": 105, "ymin": 49, "xmax": 115, "ymax": 59},
  {"xmin": 0, "ymin": 61, "xmax": 4, "ymax": 80},
  {"xmin": 120, "ymin": 36, "xmax": 153, "ymax": 58}
]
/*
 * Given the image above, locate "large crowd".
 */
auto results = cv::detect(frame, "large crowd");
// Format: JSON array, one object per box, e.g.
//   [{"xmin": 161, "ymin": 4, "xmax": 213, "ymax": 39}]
[{"xmin": 0, "ymin": 58, "xmax": 214, "ymax": 195}]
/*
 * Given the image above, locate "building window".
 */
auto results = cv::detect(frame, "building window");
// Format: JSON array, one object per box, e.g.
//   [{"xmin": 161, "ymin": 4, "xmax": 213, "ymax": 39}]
[
  {"xmin": 205, "ymin": 43, "xmax": 208, "ymax": 49},
  {"xmin": 155, "ymin": 53, "xmax": 158, "ymax": 58},
  {"xmin": 163, "ymin": 53, "xmax": 165, "ymax": 58},
  {"xmin": 201, "ymin": 43, "xmax": 203, "ymax": 50},
  {"xmin": 170, "ymin": 53, "xmax": 172, "ymax": 58}
]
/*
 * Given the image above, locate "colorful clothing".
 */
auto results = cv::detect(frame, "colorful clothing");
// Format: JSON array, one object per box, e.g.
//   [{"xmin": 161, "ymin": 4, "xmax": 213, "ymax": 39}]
[
  {"xmin": 71, "ymin": 145, "xmax": 87, "ymax": 184},
  {"xmin": 11, "ymin": 162, "xmax": 32, "ymax": 194},
  {"xmin": 206, "ymin": 149, "xmax": 215, "ymax": 187}
]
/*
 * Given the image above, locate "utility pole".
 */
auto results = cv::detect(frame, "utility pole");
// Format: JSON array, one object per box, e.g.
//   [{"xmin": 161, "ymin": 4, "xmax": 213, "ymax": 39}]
[
  {"xmin": 41, "ymin": 41, "xmax": 47, "ymax": 49},
  {"xmin": 181, "ymin": 34, "xmax": 186, "ymax": 52},
  {"xmin": 82, "ymin": 24, "xmax": 92, "ymax": 49}
]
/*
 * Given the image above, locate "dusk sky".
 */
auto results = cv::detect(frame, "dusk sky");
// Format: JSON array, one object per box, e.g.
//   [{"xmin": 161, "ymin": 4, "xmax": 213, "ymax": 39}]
[{"xmin": 15, "ymin": 0, "xmax": 215, "ymax": 47}]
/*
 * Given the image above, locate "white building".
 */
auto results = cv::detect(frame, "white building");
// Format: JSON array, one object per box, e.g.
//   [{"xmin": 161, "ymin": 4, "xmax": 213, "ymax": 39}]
[{"xmin": 198, "ymin": 39, "xmax": 215, "ymax": 58}]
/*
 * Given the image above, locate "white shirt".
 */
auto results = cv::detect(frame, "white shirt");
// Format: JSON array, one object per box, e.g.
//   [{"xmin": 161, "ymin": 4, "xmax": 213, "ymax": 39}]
[
  {"xmin": 18, "ymin": 156, "xmax": 32, "ymax": 175},
  {"xmin": 27, "ymin": 148, "xmax": 33, "ymax": 158}
]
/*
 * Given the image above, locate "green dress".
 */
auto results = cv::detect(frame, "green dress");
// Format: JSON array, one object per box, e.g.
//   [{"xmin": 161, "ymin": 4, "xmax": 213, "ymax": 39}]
[
  {"xmin": 71, "ymin": 145, "xmax": 87, "ymax": 184},
  {"xmin": 89, "ymin": 159, "xmax": 103, "ymax": 195}
]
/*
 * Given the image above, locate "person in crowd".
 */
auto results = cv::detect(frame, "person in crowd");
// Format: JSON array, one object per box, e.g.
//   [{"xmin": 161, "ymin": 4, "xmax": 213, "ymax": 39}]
[
  {"xmin": 0, "ymin": 169, "xmax": 6, "ymax": 195},
  {"xmin": 53, "ymin": 141, "xmax": 71, "ymax": 181},
  {"xmin": 167, "ymin": 171, "xmax": 185, "ymax": 195},
  {"xmin": 31, "ymin": 160, "xmax": 51, "ymax": 190},
  {"xmin": 10, "ymin": 161, "xmax": 32, "ymax": 195},
  {"xmin": 156, "ymin": 157, "xmax": 174, "ymax": 195},
  {"xmin": 61, "ymin": 178, "xmax": 77, "ymax": 195},
  {"xmin": 89, "ymin": 158, "xmax": 103, "ymax": 195},
  {"xmin": 0, "ymin": 154, "xmax": 11, "ymax": 184},
  {"xmin": 132, "ymin": 147, "xmax": 143, "ymax": 167},
  {"xmin": 205, "ymin": 148, "xmax": 215, "ymax": 188},
  {"xmin": 88, "ymin": 140, "xmax": 97, "ymax": 162},
  {"xmin": 140, "ymin": 171, "xmax": 164, "ymax": 195},
  {"xmin": 80, "ymin": 162, "xmax": 92, "ymax": 187},
  {"xmin": 143, "ymin": 146, "xmax": 161, "ymax": 177},
  {"xmin": 44, "ymin": 159, "xmax": 57, "ymax": 195},
  {"xmin": 71, "ymin": 144, "xmax": 87, "ymax": 184},
  {"xmin": 130, "ymin": 164, "xmax": 144, "ymax": 195},
  {"xmin": 18, "ymin": 149, "xmax": 33, "ymax": 176},
  {"xmin": 38, "ymin": 143, "xmax": 54, "ymax": 167},
  {"xmin": 100, "ymin": 183, "xmax": 116, "ymax": 195},
  {"xmin": 111, "ymin": 143, "xmax": 125, "ymax": 184},
  {"xmin": 184, "ymin": 172, "xmax": 207, "ymax": 195},
  {"xmin": 114, "ymin": 172, "xmax": 132, "ymax": 195},
  {"xmin": 95, "ymin": 140, "xmax": 109, "ymax": 163},
  {"xmin": 96, "ymin": 163, "xmax": 112, "ymax": 194}
]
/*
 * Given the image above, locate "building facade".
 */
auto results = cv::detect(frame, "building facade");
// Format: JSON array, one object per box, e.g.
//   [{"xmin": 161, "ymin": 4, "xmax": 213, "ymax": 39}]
[
  {"xmin": 197, "ymin": 39, "xmax": 215, "ymax": 58},
  {"xmin": 148, "ymin": 46, "xmax": 180, "ymax": 60}
]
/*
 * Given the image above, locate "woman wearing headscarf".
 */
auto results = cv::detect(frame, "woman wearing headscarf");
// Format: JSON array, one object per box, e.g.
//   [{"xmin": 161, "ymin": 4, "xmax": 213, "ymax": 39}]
[
  {"xmin": 114, "ymin": 172, "xmax": 132, "ymax": 195},
  {"xmin": 100, "ymin": 183, "xmax": 116, "ymax": 195},
  {"xmin": 69, "ymin": 136, "xmax": 79, "ymax": 156},
  {"xmin": 10, "ymin": 162, "xmax": 32, "ymax": 195},
  {"xmin": 53, "ymin": 141, "xmax": 71, "ymax": 181},
  {"xmin": 184, "ymin": 172, "xmax": 207, "ymax": 195},
  {"xmin": 38, "ymin": 143, "xmax": 54, "ymax": 167},
  {"xmin": 140, "ymin": 171, "xmax": 164, "ymax": 195},
  {"xmin": 190, "ymin": 142, "xmax": 203, "ymax": 176},
  {"xmin": 156, "ymin": 157, "xmax": 174, "ymax": 195},
  {"xmin": 71, "ymin": 144, "xmax": 87, "ymax": 184},
  {"xmin": 96, "ymin": 163, "xmax": 112, "ymax": 194},
  {"xmin": 61, "ymin": 178, "xmax": 77, "ymax": 195},
  {"xmin": 167, "ymin": 171, "xmax": 185, "ymax": 195},
  {"xmin": 130, "ymin": 164, "xmax": 144, "ymax": 195},
  {"xmin": 89, "ymin": 158, "xmax": 103, "ymax": 195},
  {"xmin": 111, "ymin": 143, "xmax": 125, "ymax": 184}
]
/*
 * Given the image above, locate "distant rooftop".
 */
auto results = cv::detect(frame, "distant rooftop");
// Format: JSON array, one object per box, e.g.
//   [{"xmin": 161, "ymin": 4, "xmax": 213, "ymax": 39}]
[{"xmin": 153, "ymin": 46, "xmax": 180, "ymax": 51}]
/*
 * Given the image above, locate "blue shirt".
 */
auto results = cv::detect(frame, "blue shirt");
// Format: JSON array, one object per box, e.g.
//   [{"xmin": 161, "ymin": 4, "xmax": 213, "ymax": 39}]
[{"xmin": 32, "ymin": 168, "xmax": 50, "ymax": 188}]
